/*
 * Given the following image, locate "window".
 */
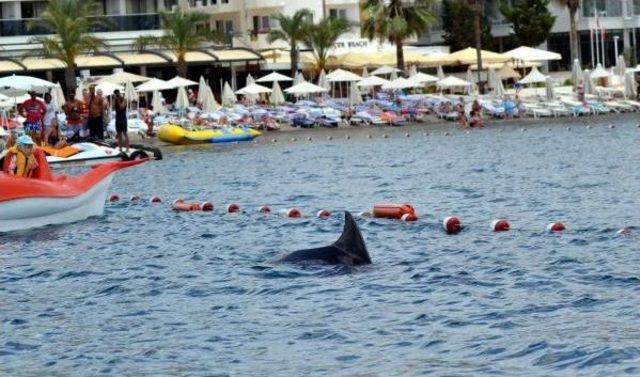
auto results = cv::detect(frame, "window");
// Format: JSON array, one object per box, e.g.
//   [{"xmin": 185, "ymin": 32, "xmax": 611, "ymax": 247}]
[
  {"xmin": 222, "ymin": 0, "xmax": 228, "ymax": 4},
  {"xmin": 252, "ymin": 15, "xmax": 271, "ymax": 33},
  {"xmin": 329, "ymin": 9, "xmax": 347, "ymax": 20}
]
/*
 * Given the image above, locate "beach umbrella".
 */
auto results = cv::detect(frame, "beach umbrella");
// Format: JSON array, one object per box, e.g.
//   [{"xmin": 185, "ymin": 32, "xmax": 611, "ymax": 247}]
[
  {"xmin": 382, "ymin": 77, "xmax": 420, "ymax": 90},
  {"xmin": 256, "ymin": 71, "xmax": 293, "ymax": 82},
  {"xmin": 503, "ymin": 46, "xmax": 561, "ymax": 63},
  {"xmin": 124, "ymin": 80, "xmax": 137, "ymax": 102},
  {"xmin": 271, "ymin": 81, "xmax": 285, "ymax": 106},
  {"xmin": 151, "ymin": 90, "xmax": 165, "ymax": 114},
  {"xmin": 497, "ymin": 64, "xmax": 521, "ymax": 80},
  {"xmin": 244, "ymin": 73, "xmax": 258, "ymax": 103},
  {"xmin": 437, "ymin": 65, "xmax": 445, "ymax": 80},
  {"xmin": 545, "ymin": 77, "xmax": 555, "ymax": 101},
  {"xmin": 327, "ymin": 68, "xmax": 362, "ymax": 82},
  {"xmin": 349, "ymin": 81, "xmax": 363, "ymax": 106},
  {"xmin": 52, "ymin": 83, "xmax": 65, "ymax": 107},
  {"xmin": 371, "ymin": 65, "xmax": 401, "ymax": 76},
  {"xmin": 571, "ymin": 59, "xmax": 582, "ymax": 90},
  {"xmin": 96, "ymin": 81, "xmax": 124, "ymax": 96},
  {"xmin": 75, "ymin": 81, "xmax": 84, "ymax": 100},
  {"xmin": 583, "ymin": 69, "xmax": 594, "ymax": 95},
  {"xmin": 0, "ymin": 74, "xmax": 56, "ymax": 96},
  {"xmin": 197, "ymin": 75, "xmax": 206, "ymax": 104},
  {"xmin": 202, "ymin": 84, "xmax": 220, "ymax": 112},
  {"xmin": 487, "ymin": 67, "xmax": 497, "ymax": 91},
  {"xmin": 167, "ymin": 76, "xmax": 198, "ymax": 88},
  {"xmin": 390, "ymin": 70, "xmax": 398, "ymax": 80},
  {"xmin": 357, "ymin": 75, "xmax": 390, "ymax": 88},
  {"xmin": 318, "ymin": 69, "xmax": 330, "ymax": 91},
  {"xmin": 100, "ymin": 70, "xmax": 150, "ymax": 85},
  {"xmin": 410, "ymin": 72, "xmax": 439, "ymax": 84},
  {"xmin": 437, "ymin": 76, "xmax": 472, "ymax": 90},
  {"xmin": 624, "ymin": 72, "xmax": 636, "ymax": 99},
  {"xmin": 221, "ymin": 81, "xmax": 236, "ymax": 106},
  {"xmin": 616, "ymin": 55, "xmax": 626, "ymax": 78},
  {"xmin": 136, "ymin": 78, "xmax": 174, "ymax": 93},
  {"xmin": 236, "ymin": 83, "xmax": 272, "ymax": 95},
  {"xmin": 519, "ymin": 66, "xmax": 548, "ymax": 85},
  {"xmin": 408, "ymin": 65, "xmax": 418, "ymax": 77},
  {"xmin": 285, "ymin": 81, "xmax": 328, "ymax": 95},
  {"xmin": 590, "ymin": 63, "xmax": 610, "ymax": 79},
  {"xmin": 175, "ymin": 85, "xmax": 189, "ymax": 110},
  {"xmin": 465, "ymin": 69, "xmax": 477, "ymax": 95},
  {"xmin": 362, "ymin": 67, "xmax": 369, "ymax": 78},
  {"xmin": 293, "ymin": 71, "xmax": 304, "ymax": 85},
  {"xmin": 494, "ymin": 76, "xmax": 505, "ymax": 97}
]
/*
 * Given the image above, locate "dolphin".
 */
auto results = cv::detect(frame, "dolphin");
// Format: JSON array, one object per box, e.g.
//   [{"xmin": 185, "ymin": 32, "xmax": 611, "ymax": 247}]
[{"xmin": 275, "ymin": 211, "xmax": 371, "ymax": 265}]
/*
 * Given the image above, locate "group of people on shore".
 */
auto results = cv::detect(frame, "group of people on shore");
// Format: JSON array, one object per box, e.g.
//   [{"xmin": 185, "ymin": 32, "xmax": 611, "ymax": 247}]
[{"xmin": 2, "ymin": 84, "xmax": 130, "ymax": 154}]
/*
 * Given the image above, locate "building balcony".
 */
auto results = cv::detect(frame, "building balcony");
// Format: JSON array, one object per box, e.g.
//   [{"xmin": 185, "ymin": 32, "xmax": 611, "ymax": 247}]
[
  {"xmin": 245, "ymin": 0, "xmax": 285, "ymax": 9},
  {"xmin": 188, "ymin": 0, "xmax": 243, "ymax": 14},
  {"xmin": 324, "ymin": 0, "xmax": 360, "ymax": 5},
  {"xmin": 0, "ymin": 14, "xmax": 161, "ymax": 38}
]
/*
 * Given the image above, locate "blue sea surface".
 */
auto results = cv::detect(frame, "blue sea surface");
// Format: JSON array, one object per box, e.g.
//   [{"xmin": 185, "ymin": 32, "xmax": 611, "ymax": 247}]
[{"xmin": 2, "ymin": 117, "xmax": 640, "ymax": 376}]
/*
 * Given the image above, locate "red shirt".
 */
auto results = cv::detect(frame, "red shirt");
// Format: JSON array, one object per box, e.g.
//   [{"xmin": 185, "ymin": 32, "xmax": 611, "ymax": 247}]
[{"xmin": 22, "ymin": 98, "xmax": 46, "ymax": 123}]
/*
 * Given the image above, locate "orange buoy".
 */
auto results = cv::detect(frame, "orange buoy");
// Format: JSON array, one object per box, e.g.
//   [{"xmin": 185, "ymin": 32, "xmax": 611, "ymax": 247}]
[
  {"xmin": 109, "ymin": 194, "xmax": 120, "ymax": 202},
  {"xmin": 201, "ymin": 202, "xmax": 214, "ymax": 211},
  {"xmin": 401, "ymin": 213, "xmax": 418, "ymax": 222},
  {"xmin": 443, "ymin": 216, "xmax": 461, "ymax": 234},
  {"xmin": 547, "ymin": 222, "xmax": 566, "ymax": 232},
  {"xmin": 492, "ymin": 219, "xmax": 510, "ymax": 232},
  {"xmin": 172, "ymin": 199, "xmax": 200, "ymax": 211},
  {"xmin": 372, "ymin": 203, "xmax": 416, "ymax": 219},
  {"xmin": 130, "ymin": 195, "xmax": 141, "ymax": 202},
  {"xmin": 316, "ymin": 209, "xmax": 331, "ymax": 218},
  {"xmin": 286, "ymin": 207, "xmax": 301, "ymax": 218},
  {"xmin": 149, "ymin": 196, "xmax": 162, "ymax": 204},
  {"xmin": 227, "ymin": 203, "xmax": 240, "ymax": 213},
  {"xmin": 258, "ymin": 205, "xmax": 271, "ymax": 214}
]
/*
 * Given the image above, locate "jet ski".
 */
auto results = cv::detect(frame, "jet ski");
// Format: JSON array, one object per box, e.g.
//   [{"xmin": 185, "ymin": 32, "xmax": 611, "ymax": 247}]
[{"xmin": 39, "ymin": 141, "xmax": 161, "ymax": 169}]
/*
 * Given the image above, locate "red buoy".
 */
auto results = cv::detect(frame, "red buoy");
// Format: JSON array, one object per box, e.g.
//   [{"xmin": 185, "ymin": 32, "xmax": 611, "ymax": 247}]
[
  {"xmin": 317, "ymin": 209, "xmax": 331, "ymax": 218},
  {"xmin": 443, "ymin": 216, "xmax": 461, "ymax": 234},
  {"xmin": 227, "ymin": 203, "xmax": 240, "ymax": 213},
  {"xmin": 149, "ymin": 196, "xmax": 162, "ymax": 204},
  {"xmin": 201, "ymin": 202, "xmax": 214, "ymax": 211},
  {"xmin": 401, "ymin": 213, "xmax": 418, "ymax": 222},
  {"xmin": 492, "ymin": 219, "xmax": 510, "ymax": 232},
  {"xmin": 547, "ymin": 222, "xmax": 566, "ymax": 232},
  {"xmin": 258, "ymin": 205, "xmax": 271, "ymax": 214},
  {"xmin": 109, "ymin": 194, "xmax": 120, "ymax": 202},
  {"xmin": 172, "ymin": 199, "xmax": 200, "ymax": 211},
  {"xmin": 617, "ymin": 227, "xmax": 631, "ymax": 236},
  {"xmin": 286, "ymin": 207, "xmax": 301, "ymax": 218},
  {"xmin": 373, "ymin": 203, "xmax": 416, "ymax": 219},
  {"xmin": 130, "ymin": 195, "xmax": 141, "ymax": 202}
]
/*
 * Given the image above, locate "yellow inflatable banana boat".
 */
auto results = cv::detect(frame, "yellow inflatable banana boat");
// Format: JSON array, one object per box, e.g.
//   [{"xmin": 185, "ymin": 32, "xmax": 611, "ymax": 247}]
[{"xmin": 158, "ymin": 124, "xmax": 261, "ymax": 145}]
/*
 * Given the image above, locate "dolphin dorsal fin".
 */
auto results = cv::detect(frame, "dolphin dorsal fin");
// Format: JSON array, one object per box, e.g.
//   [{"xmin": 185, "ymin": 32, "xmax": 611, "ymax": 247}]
[{"xmin": 332, "ymin": 211, "xmax": 371, "ymax": 264}]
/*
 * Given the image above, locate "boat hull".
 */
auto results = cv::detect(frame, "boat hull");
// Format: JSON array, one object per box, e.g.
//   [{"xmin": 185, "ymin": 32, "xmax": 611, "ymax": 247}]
[{"xmin": 0, "ymin": 174, "xmax": 113, "ymax": 232}]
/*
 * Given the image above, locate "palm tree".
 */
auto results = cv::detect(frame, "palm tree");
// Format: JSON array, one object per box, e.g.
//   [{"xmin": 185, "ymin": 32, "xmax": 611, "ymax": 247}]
[
  {"xmin": 268, "ymin": 9, "xmax": 313, "ymax": 77},
  {"xmin": 305, "ymin": 17, "xmax": 350, "ymax": 74},
  {"xmin": 361, "ymin": 0, "xmax": 433, "ymax": 71},
  {"xmin": 134, "ymin": 9, "xmax": 223, "ymax": 77},
  {"xmin": 558, "ymin": 0, "xmax": 580, "ymax": 64},
  {"xmin": 28, "ymin": 0, "xmax": 106, "ymax": 93}
]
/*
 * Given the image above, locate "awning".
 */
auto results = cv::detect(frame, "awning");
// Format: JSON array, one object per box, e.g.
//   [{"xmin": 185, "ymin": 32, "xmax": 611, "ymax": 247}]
[
  {"xmin": 165, "ymin": 51, "xmax": 217, "ymax": 63},
  {"xmin": 22, "ymin": 58, "xmax": 66, "ymax": 71},
  {"xmin": 209, "ymin": 49, "xmax": 263, "ymax": 62},
  {"xmin": 0, "ymin": 60, "xmax": 24, "ymax": 73},
  {"xmin": 75, "ymin": 55, "xmax": 122, "ymax": 68},
  {"xmin": 114, "ymin": 53, "xmax": 169, "ymax": 65}
]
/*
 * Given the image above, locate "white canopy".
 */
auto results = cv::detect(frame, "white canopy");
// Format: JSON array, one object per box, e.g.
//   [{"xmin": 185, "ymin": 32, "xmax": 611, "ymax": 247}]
[
  {"xmin": 317, "ymin": 69, "xmax": 330, "ymax": 91},
  {"xmin": 167, "ymin": 76, "xmax": 198, "ymax": 88},
  {"xmin": 408, "ymin": 65, "xmax": 418, "ymax": 77},
  {"xmin": 271, "ymin": 81, "xmax": 285, "ymax": 106},
  {"xmin": 518, "ymin": 66, "xmax": 548, "ymax": 85},
  {"xmin": 175, "ymin": 85, "xmax": 189, "ymax": 110},
  {"xmin": 197, "ymin": 76, "xmax": 207, "ymax": 104},
  {"xmin": 293, "ymin": 71, "xmax": 305, "ymax": 85},
  {"xmin": 0, "ymin": 75, "xmax": 56, "ymax": 96},
  {"xmin": 124, "ymin": 80, "xmax": 137, "ymax": 102},
  {"xmin": 437, "ymin": 65, "xmax": 445, "ymax": 80},
  {"xmin": 409, "ymin": 72, "xmax": 439, "ymax": 83},
  {"xmin": 256, "ymin": 71, "xmax": 293, "ymax": 82},
  {"xmin": 327, "ymin": 68, "xmax": 362, "ymax": 82},
  {"xmin": 383, "ymin": 77, "xmax": 420, "ymax": 90},
  {"xmin": 136, "ymin": 78, "xmax": 174, "ymax": 93},
  {"xmin": 504, "ymin": 46, "xmax": 561, "ymax": 62},
  {"xmin": 590, "ymin": 63, "xmax": 610, "ymax": 78},
  {"xmin": 349, "ymin": 81, "xmax": 363, "ymax": 106},
  {"xmin": 437, "ymin": 76, "xmax": 471, "ymax": 88},
  {"xmin": 371, "ymin": 66, "xmax": 401, "ymax": 76},
  {"xmin": 95, "ymin": 81, "xmax": 124, "ymax": 96},
  {"xmin": 201, "ymin": 84, "xmax": 220, "ymax": 112},
  {"xmin": 236, "ymin": 83, "xmax": 273, "ymax": 95},
  {"xmin": 357, "ymin": 75, "xmax": 390, "ymax": 87},
  {"xmin": 284, "ymin": 81, "xmax": 328, "ymax": 94},
  {"xmin": 100, "ymin": 71, "xmax": 150, "ymax": 85}
]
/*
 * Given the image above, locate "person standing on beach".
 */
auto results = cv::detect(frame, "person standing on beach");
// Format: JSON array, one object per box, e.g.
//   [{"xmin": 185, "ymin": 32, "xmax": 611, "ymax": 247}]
[
  {"xmin": 21, "ymin": 90, "xmax": 46, "ymax": 145},
  {"xmin": 64, "ymin": 92, "xmax": 84, "ymax": 142},
  {"xmin": 87, "ymin": 85, "xmax": 106, "ymax": 139},
  {"xmin": 43, "ymin": 93, "xmax": 58, "ymax": 140},
  {"xmin": 113, "ymin": 89, "xmax": 129, "ymax": 153},
  {"xmin": 456, "ymin": 97, "xmax": 467, "ymax": 127}
]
